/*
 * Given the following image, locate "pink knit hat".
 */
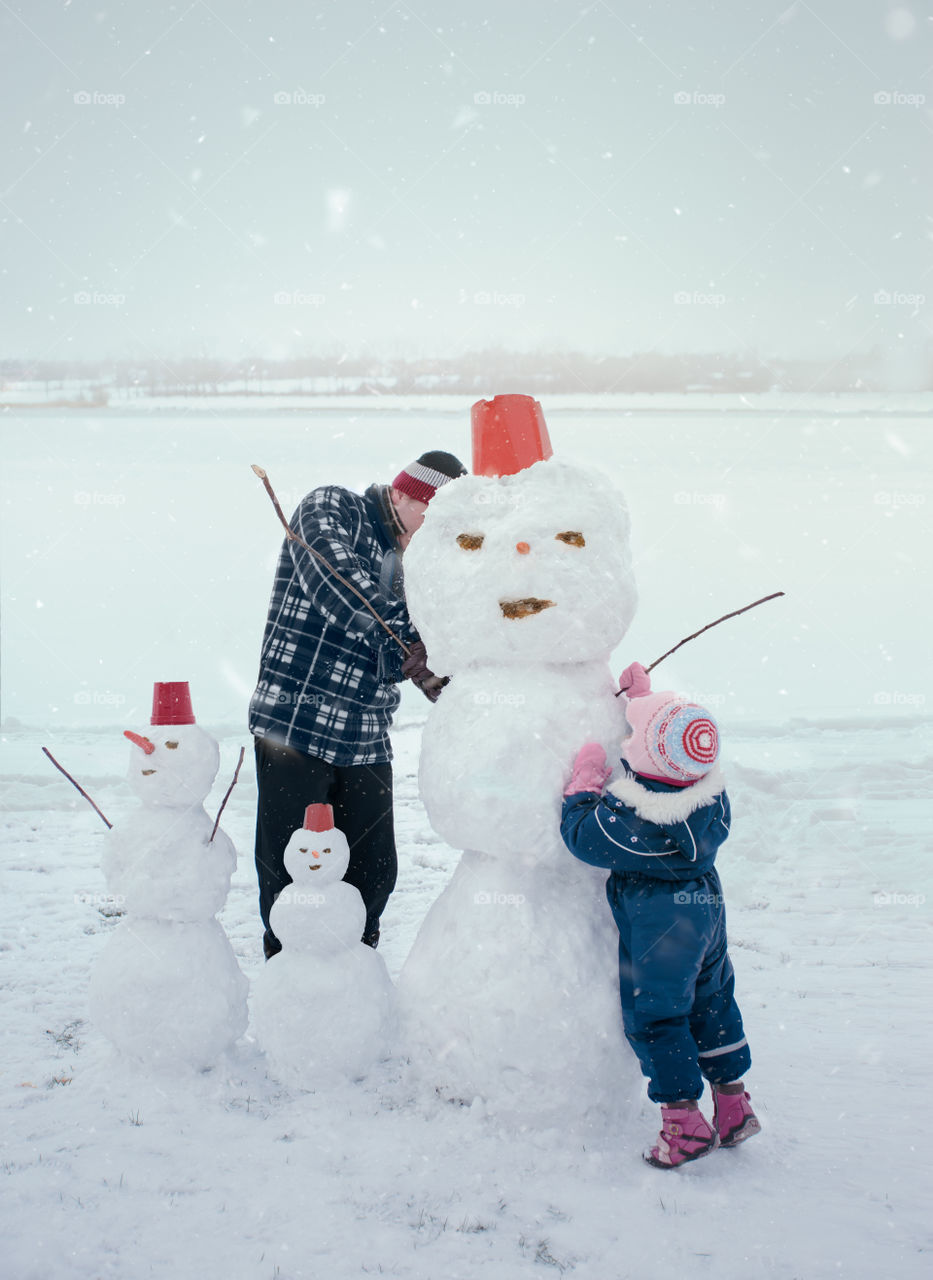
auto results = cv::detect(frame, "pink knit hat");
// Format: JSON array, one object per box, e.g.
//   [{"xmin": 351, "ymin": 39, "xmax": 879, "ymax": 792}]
[{"xmin": 622, "ymin": 689, "xmax": 720, "ymax": 784}]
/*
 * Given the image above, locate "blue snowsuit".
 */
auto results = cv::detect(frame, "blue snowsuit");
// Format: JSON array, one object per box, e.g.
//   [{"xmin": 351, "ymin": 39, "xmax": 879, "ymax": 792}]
[{"xmin": 561, "ymin": 761, "xmax": 751, "ymax": 1104}]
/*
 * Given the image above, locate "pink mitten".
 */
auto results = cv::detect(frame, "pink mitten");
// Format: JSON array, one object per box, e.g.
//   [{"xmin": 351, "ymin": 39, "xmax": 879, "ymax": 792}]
[
  {"xmin": 618, "ymin": 661, "xmax": 651, "ymax": 698},
  {"xmin": 564, "ymin": 742, "xmax": 612, "ymax": 796}
]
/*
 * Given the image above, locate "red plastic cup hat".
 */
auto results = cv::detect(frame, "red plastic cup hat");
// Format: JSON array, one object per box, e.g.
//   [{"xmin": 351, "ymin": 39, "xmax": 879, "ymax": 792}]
[
  {"xmin": 303, "ymin": 803, "xmax": 335, "ymax": 832},
  {"xmin": 150, "ymin": 681, "xmax": 196, "ymax": 726},
  {"xmin": 392, "ymin": 451, "xmax": 467, "ymax": 505},
  {"xmin": 471, "ymin": 394, "xmax": 553, "ymax": 477},
  {"xmin": 622, "ymin": 690, "xmax": 720, "ymax": 784}
]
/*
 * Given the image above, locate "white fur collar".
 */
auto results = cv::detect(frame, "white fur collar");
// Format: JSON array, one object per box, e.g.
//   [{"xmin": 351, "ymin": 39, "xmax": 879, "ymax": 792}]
[{"xmin": 607, "ymin": 763, "xmax": 725, "ymax": 825}]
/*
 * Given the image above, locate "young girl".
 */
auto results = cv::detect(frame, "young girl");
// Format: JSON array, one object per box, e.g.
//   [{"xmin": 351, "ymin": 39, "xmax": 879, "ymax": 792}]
[{"xmin": 560, "ymin": 662, "xmax": 760, "ymax": 1169}]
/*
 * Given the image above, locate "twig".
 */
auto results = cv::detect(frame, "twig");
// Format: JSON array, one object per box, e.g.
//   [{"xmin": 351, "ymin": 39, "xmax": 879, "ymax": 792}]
[
  {"xmin": 41, "ymin": 747, "xmax": 112, "ymax": 828},
  {"xmin": 210, "ymin": 746, "xmax": 245, "ymax": 843},
  {"xmin": 648, "ymin": 592, "xmax": 785, "ymax": 670},
  {"xmin": 615, "ymin": 591, "xmax": 785, "ymax": 695},
  {"xmin": 252, "ymin": 465, "xmax": 412, "ymax": 656}
]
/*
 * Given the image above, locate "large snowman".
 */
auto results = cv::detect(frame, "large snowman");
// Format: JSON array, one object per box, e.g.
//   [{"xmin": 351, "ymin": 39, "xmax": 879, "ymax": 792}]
[
  {"xmin": 398, "ymin": 396, "xmax": 641, "ymax": 1121},
  {"xmin": 90, "ymin": 681, "xmax": 248, "ymax": 1070},
  {"xmin": 251, "ymin": 803, "xmax": 396, "ymax": 1088}
]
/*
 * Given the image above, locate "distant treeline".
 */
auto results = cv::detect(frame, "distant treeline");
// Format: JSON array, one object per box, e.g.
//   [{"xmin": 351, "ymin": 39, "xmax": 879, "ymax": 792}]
[{"xmin": 1, "ymin": 345, "xmax": 926, "ymax": 396}]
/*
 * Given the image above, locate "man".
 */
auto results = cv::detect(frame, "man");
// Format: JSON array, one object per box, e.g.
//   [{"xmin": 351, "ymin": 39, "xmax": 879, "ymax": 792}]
[{"xmin": 249, "ymin": 450, "xmax": 466, "ymax": 958}]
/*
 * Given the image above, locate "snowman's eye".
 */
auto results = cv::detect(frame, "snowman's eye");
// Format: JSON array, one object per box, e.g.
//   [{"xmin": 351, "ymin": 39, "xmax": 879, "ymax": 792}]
[
  {"xmin": 322, "ymin": 847, "xmax": 331, "ymax": 854},
  {"xmin": 456, "ymin": 533, "xmax": 485, "ymax": 550},
  {"xmin": 299, "ymin": 846, "xmax": 308, "ymax": 853},
  {"xmin": 165, "ymin": 740, "xmax": 179, "ymax": 749},
  {"xmin": 555, "ymin": 531, "xmax": 585, "ymax": 547}
]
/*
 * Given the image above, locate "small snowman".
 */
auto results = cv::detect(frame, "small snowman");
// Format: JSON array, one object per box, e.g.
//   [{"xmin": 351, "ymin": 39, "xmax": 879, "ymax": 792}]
[
  {"xmin": 251, "ymin": 804, "xmax": 396, "ymax": 1089},
  {"xmin": 89, "ymin": 681, "xmax": 248, "ymax": 1070},
  {"xmin": 398, "ymin": 396, "xmax": 641, "ymax": 1121}
]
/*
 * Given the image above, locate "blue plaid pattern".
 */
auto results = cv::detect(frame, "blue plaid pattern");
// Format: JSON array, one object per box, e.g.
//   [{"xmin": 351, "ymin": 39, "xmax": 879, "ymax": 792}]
[{"xmin": 248, "ymin": 484, "xmax": 418, "ymax": 765}]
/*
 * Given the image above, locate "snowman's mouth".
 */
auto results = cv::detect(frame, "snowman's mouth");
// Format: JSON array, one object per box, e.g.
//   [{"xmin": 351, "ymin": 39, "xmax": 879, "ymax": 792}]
[
  {"xmin": 500, "ymin": 597, "xmax": 556, "ymax": 620},
  {"xmin": 141, "ymin": 769, "xmax": 156, "ymax": 776}
]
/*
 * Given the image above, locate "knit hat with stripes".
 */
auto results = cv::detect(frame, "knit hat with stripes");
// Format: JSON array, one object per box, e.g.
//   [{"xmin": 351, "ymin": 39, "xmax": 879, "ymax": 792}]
[
  {"xmin": 392, "ymin": 451, "xmax": 467, "ymax": 504},
  {"xmin": 621, "ymin": 690, "xmax": 720, "ymax": 784}
]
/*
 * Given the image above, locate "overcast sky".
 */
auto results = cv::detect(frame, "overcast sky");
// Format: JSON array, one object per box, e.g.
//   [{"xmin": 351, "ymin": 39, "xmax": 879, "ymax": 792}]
[{"xmin": 1, "ymin": 1, "xmax": 930, "ymax": 365}]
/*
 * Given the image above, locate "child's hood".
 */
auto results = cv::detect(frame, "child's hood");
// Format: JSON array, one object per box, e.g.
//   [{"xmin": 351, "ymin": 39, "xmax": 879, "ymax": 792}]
[{"xmin": 606, "ymin": 760, "xmax": 726, "ymax": 826}]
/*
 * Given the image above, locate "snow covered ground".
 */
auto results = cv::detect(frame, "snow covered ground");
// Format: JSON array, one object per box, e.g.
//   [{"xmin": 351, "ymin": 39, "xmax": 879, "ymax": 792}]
[{"xmin": 2, "ymin": 400, "xmax": 931, "ymax": 1277}]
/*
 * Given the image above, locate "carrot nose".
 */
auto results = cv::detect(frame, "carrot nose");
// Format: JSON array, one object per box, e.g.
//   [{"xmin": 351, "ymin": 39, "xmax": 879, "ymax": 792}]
[
  {"xmin": 124, "ymin": 730, "xmax": 155, "ymax": 756},
  {"xmin": 516, "ymin": 541, "xmax": 531, "ymax": 555}
]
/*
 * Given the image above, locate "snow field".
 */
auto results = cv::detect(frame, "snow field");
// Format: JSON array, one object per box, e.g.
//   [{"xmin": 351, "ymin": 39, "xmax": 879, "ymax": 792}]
[
  {"xmin": 1, "ymin": 709, "xmax": 931, "ymax": 1279},
  {"xmin": 1, "ymin": 403, "xmax": 930, "ymax": 1276}
]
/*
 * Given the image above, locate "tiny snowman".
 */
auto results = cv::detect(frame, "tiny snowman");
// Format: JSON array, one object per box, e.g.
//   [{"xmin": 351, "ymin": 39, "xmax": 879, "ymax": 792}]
[
  {"xmin": 89, "ymin": 681, "xmax": 248, "ymax": 1070},
  {"xmin": 251, "ymin": 803, "xmax": 396, "ymax": 1089}
]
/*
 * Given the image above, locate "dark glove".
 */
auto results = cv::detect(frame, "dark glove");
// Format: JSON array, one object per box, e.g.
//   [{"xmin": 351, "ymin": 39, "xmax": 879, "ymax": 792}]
[{"xmin": 401, "ymin": 640, "xmax": 449, "ymax": 703}]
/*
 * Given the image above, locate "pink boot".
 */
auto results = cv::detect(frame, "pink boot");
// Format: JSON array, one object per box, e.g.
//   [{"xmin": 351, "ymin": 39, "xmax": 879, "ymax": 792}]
[
  {"xmin": 643, "ymin": 1104, "xmax": 719, "ymax": 1169},
  {"xmin": 712, "ymin": 1086, "xmax": 761, "ymax": 1147}
]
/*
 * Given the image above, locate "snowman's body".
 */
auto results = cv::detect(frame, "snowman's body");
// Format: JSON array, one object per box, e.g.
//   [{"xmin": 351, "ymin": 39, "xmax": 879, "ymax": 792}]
[
  {"xmin": 251, "ymin": 820, "xmax": 395, "ymax": 1088},
  {"xmin": 398, "ymin": 458, "xmax": 642, "ymax": 1119},
  {"xmin": 418, "ymin": 661, "xmax": 621, "ymax": 857},
  {"xmin": 90, "ymin": 722, "xmax": 248, "ymax": 1070}
]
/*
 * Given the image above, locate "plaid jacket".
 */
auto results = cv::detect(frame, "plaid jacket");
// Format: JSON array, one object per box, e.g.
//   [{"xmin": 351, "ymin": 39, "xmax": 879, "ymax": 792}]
[{"xmin": 248, "ymin": 484, "xmax": 419, "ymax": 765}]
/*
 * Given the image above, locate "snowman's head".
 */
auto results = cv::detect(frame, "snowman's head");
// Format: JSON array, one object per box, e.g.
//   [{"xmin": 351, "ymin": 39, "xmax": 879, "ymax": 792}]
[
  {"xmin": 124, "ymin": 724, "xmax": 220, "ymax": 808},
  {"xmin": 282, "ymin": 824, "xmax": 351, "ymax": 886},
  {"xmin": 404, "ymin": 458, "xmax": 637, "ymax": 669}
]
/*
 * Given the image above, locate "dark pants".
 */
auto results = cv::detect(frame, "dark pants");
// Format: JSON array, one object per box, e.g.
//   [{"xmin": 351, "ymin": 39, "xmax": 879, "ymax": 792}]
[
  {"xmin": 610, "ymin": 868, "xmax": 752, "ymax": 1103},
  {"xmin": 253, "ymin": 736, "xmax": 397, "ymax": 954}
]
